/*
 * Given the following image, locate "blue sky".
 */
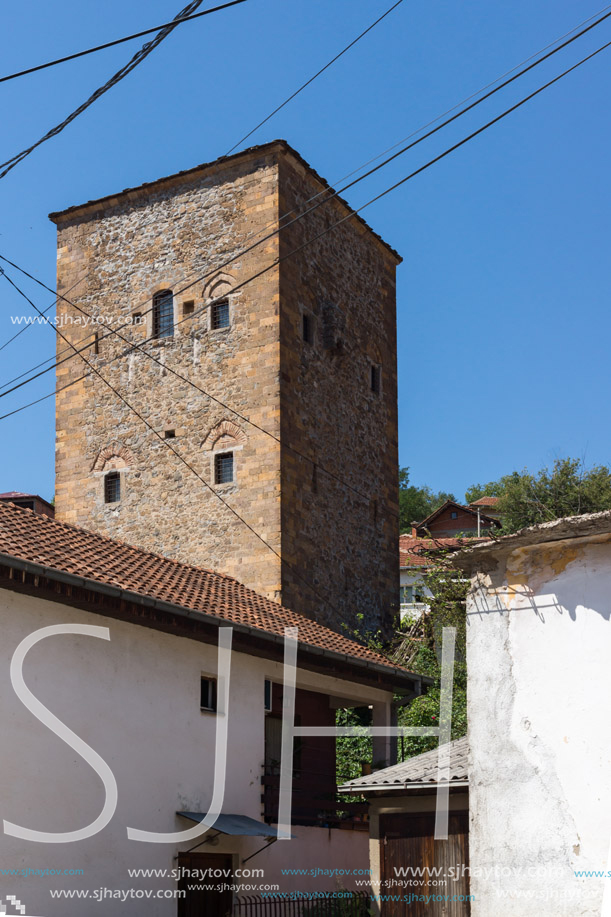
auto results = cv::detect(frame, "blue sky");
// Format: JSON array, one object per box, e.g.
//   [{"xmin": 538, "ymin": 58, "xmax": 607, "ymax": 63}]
[{"xmin": 0, "ymin": 0, "xmax": 609, "ymax": 504}]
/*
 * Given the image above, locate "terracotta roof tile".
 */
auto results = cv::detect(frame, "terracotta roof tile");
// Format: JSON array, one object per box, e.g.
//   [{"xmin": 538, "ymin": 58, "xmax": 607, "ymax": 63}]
[
  {"xmin": 399, "ymin": 534, "xmax": 490, "ymax": 567},
  {"xmin": 0, "ymin": 502, "xmax": 407, "ymax": 675}
]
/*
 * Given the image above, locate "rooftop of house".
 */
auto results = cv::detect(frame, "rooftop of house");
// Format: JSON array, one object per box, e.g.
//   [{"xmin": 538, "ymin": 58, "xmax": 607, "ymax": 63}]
[
  {"xmin": 469, "ymin": 496, "xmax": 500, "ymax": 507},
  {"xmin": 48, "ymin": 139, "xmax": 401, "ymax": 262},
  {"xmin": 339, "ymin": 735, "xmax": 468, "ymax": 793},
  {"xmin": 0, "ymin": 501, "xmax": 419, "ymax": 687},
  {"xmin": 414, "ymin": 499, "xmax": 502, "ymax": 536},
  {"xmin": 400, "ymin": 533, "xmax": 490, "ymax": 568},
  {"xmin": 451, "ymin": 510, "xmax": 611, "ymax": 574}
]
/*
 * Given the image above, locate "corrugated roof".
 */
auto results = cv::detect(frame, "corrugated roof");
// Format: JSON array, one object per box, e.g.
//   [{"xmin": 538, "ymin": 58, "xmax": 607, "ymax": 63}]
[
  {"xmin": 339, "ymin": 736, "xmax": 468, "ymax": 793},
  {"xmin": 0, "ymin": 501, "xmax": 411, "ymax": 676}
]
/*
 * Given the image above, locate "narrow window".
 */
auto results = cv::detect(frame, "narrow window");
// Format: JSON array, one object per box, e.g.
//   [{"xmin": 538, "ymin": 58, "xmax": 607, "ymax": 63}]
[
  {"xmin": 211, "ymin": 299, "xmax": 230, "ymax": 330},
  {"xmin": 104, "ymin": 471, "xmax": 121, "ymax": 504},
  {"xmin": 371, "ymin": 364, "xmax": 381, "ymax": 394},
  {"xmin": 93, "ymin": 331, "xmax": 100, "ymax": 355},
  {"xmin": 302, "ymin": 312, "xmax": 313, "ymax": 344},
  {"xmin": 214, "ymin": 452, "xmax": 234, "ymax": 485},
  {"xmin": 200, "ymin": 677, "xmax": 217, "ymax": 712},
  {"xmin": 264, "ymin": 679, "xmax": 272, "ymax": 712},
  {"xmin": 152, "ymin": 290, "xmax": 174, "ymax": 339},
  {"xmin": 183, "ymin": 300, "xmax": 195, "ymax": 317}
]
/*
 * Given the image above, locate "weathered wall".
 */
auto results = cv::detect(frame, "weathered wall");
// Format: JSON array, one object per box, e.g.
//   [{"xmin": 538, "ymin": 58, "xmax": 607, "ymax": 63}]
[
  {"xmin": 0, "ymin": 587, "xmax": 379, "ymax": 916},
  {"xmin": 467, "ymin": 535, "xmax": 611, "ymax": 915},
  {"xmin": 277, "ymin": 153, "xmax": 400, "ymax": 633},
  {"xmin": 52, "ymin": 143, "xmax": 401, "ymax": 635}
]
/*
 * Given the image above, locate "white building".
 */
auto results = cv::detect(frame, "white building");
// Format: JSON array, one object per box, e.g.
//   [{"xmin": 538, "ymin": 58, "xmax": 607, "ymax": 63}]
[
  {"xmin": 0, "ymin": 502, "xmax": 424, "ymax": 916},
  {"xmin": 453, "ymin": 511, "xmax": 611, "ymax": 916}
]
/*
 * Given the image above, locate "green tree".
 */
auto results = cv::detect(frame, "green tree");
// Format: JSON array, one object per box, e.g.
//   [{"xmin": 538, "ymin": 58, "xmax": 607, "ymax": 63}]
[
  {"xmin": 399, "ymin": 467, "xmax": 455, "ymax": 533},
  {"xmin": 466, "ymin": 458, "xmax": 611, "ymax": 534}
]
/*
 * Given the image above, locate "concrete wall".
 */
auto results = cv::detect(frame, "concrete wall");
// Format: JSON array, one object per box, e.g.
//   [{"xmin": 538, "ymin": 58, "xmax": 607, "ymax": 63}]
[
  {"xmin": 0, "ymin": 587, "xmax": 379, "ymax": 916},
  {"xmin": 467, "ymin": 534, "xmax": 611, "ymax": 915}
]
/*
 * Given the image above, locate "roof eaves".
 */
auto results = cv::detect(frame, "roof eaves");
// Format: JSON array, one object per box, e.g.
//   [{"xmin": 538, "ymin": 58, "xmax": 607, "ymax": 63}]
[{"xmin": 0, "ymin": 550, "xmax": 421, "ymax": 689}]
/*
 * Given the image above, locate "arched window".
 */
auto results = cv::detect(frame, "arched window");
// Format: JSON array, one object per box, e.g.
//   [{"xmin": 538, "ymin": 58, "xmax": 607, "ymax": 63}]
[
  {"xmin": 152, "ymin": 290, "xmax": 174, "ymax": 339},
  {"xmin": 104, "ymin": 471, "xmax": 121, "ymax": 503}
]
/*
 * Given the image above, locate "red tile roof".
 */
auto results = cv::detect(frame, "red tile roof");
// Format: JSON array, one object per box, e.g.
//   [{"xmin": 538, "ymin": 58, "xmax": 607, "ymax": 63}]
[
  {"xmin": 469, "ymin": 496, "xmax": 500, "ymax": 507},
  {"xmin": 0, "ymin": 501, "xmax": 407, "ymax": 675},
  {"xmin": 400, "ymin": 534, "xmax": 490, "ymax": 567}
]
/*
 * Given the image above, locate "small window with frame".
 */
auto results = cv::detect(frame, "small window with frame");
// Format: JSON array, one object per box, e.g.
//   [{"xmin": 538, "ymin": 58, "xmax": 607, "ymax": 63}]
[
  {"xmin": 371, "ymin": 364, "xmax": 381, "ymax": 395},
  {"xmin": 211, "ymin": 299, "xmax": 230, "ymax": 331},
  {"xmin": 200, "ymin": 677, "xmax": 218, "ymax": 712},
  {"xmin": 214, "ymin": 452, "xmax": 234, "ymax": 485},
  {"xmin": 302, "ymin": 312, "xmax": 314, "ymax": 345},
  {"xmin": 104, "ymin": 471, "xmax": 121, "ymax": 504}
]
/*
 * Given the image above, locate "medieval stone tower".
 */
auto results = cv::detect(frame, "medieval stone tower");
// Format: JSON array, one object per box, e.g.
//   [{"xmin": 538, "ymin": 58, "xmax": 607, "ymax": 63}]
[{"xmin": 51, "ymin": 141, "xmax": 400, "ymax": 634}]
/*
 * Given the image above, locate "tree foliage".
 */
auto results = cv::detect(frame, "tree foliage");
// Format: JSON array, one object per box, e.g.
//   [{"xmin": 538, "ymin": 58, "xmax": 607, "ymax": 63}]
[
  {"xmin": 399, "ymin": 467, "xmax": 455, "ymax": 533},
  {"xmin": 466, "ymin": 458, "xmax": 611, "ymax": 534}
]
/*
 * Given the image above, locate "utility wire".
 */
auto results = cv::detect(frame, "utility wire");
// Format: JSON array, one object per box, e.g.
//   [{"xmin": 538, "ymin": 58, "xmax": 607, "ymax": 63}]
[
  {"xmin": 0, "ymin": 0, "xmax": 247, "ymax": 86},
  {"xmin": 223, "ymin": 0, "xmax": 405, "ymax": 156},
  {"xmin": 2, "ymin": 26, "xmax": 611, "ymax": 423},
  {"xmin": 3, "ymin": 0, "xmax": 609, "ymax": 383},
  {"xmin": 0, "ymin": 266, "xmax": 353, "ymax": 622},
  {"xmin": 0, "ymin": 0, "xmax": 240, "ymax": 179}
]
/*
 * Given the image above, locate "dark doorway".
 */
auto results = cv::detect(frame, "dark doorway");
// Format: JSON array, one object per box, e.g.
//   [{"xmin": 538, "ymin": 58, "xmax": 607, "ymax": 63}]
[
  {"xmin": 379, "ymin": 811, "xmax": 470, "ymax": 916},
  {"xmin": 177, "ymin": 852, "xmax": 234, "ymax": 917}
]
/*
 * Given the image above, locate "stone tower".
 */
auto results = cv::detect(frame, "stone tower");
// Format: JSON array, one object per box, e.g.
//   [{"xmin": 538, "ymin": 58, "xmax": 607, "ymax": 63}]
[{"xmin": 51, "ymin": 141, "xmax": 401, "ymax": 634}]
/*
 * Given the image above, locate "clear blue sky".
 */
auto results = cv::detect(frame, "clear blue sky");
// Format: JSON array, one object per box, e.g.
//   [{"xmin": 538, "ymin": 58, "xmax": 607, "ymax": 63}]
[{"xmin": 0, "ymin": 0, "xmax": 609, "ymax": 504}]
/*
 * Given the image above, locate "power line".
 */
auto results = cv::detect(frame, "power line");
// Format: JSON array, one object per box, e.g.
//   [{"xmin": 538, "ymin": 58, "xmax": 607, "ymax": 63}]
[
  {"xmin": 3, "ymin": 0, "xmax": 609, "ymax": 384},
  {"xmin": 0, "ymin": 266, "xmax": 353, "ymax": 621},
  {"xmin": 223, "ymin": 0, "xmax": 405, "ymax": 156},
  {"xmin": 2, "ymin": 29, "xmax": 610, "ymax": 423},
  {"xmin": 0, "ymin": 0, "xmax": 243, "ymax": 179},
  {"xmin": 0, "ymin": 0, "xmax": 247, "ymax": 86}
]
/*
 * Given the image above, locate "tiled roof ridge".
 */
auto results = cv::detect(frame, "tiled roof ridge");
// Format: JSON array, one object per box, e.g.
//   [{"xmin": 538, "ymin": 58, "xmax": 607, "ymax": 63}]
[{"xmin": 0, "ymin": 501, "xmax": 408, "ymax": 675}]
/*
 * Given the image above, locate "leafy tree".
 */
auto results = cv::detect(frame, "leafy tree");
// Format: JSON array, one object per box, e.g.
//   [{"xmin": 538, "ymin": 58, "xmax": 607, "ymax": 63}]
[
  {"xmin": 399, "ymin": 467, "xmax": 455, "ymax": 533},
  {"xmin": 466, "ymin": 458, "xmax": 611, "ymax": 534}
]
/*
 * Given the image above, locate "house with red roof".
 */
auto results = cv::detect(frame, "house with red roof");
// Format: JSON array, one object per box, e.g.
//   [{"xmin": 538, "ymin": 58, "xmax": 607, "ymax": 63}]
[{"xmin": 0, "ymin": 501, "xmax": 426, "ymax": 915}]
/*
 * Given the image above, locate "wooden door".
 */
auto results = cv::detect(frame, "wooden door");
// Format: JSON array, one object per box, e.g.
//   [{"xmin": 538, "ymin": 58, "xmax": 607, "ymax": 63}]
[
  {"xmin": 177, "ymin": 852, "xmax": 234, "ymax": 917},
  {"xmin": 379, "ymin": 812, "xmax": 470, "ymax": 917}
]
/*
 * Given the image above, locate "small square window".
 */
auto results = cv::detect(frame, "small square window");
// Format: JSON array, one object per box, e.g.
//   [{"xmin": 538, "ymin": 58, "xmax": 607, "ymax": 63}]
[
  {"xmin": 451, "ymin": 511, "xmax": 458, "ymax": 519},
  {"xmin": 164, "ymin": 429, "xmax": 176, "ymax": 439},
  {"xmin": 104, "ymin": 472, "xmax": 121, "ymax": 504},
  {"xmin": 211, "ymin": 300, "xmax": 230, "ymax": 330},
  {"xmin": 214, "ymin": 452, "xmax": 234, "ymax": 485},
  {"xmin": 132, "ymin": 313, "xmax": 143, "ymax": 325},
  {"xmin": 200, "ymin": 677, "xmax": 217, "ymax": 712},
  {"xmin": 371, "ymin": 364, "xmax": 381, "ymax": 394},
  {"xmin": 183, "ymin": 301, "xmax": 195, "ymax": 317},
  {"xmin": 302, "ymin": 313, "xmax": 314, "ymax": 344}
]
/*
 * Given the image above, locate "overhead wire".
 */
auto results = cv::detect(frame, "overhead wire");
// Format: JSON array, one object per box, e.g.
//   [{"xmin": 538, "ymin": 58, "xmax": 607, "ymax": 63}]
[
  {"xmin": 0, "ymin": 0, "xmax": 242, "ymax": 179},
  {"xmin": 3, "ymin": 0, "xmax": 609, "ymax": 383},
  {"xmin": 2, "ymin": 27, "xmax": 610, "ymax": 427},
  {"xmin": 0, "ymin": 0, "xmax": 247, "ymax": 86}
]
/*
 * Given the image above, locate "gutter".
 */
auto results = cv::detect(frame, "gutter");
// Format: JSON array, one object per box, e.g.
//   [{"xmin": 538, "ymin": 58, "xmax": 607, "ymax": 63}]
[
  {"xmin": 338, "ymin": 780, "xmax": 469, "ymax": 793},
  {"xmin": 0, "ymin": 552, "xmax": 426, "ymax": 690}
]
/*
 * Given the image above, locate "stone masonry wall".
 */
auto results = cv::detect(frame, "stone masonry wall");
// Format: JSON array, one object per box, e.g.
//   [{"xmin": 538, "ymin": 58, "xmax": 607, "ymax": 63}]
[
  {"xmin": 53, "ymin": 149, "xmax": 283, "ymax": 601},
  {"xmin": 53, "ymin": 143, "xmax": 401, "ymax": 634},
  {"xmin": 277, "ymin": 152, "xmax": 400, "ymax": 634}
]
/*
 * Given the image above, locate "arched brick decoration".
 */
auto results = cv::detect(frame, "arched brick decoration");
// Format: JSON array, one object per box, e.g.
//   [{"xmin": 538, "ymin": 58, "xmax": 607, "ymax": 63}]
[
  {"xmin": 202, "ymin": 420, "xmax": 246, "ymax": 452},
  {"xmin": 91, "ymin": 443, "xmax": 135, "ymax": 472},
  {"xmin": 203, "ymin": 272, "xmax": 235, "ymax": 302}
]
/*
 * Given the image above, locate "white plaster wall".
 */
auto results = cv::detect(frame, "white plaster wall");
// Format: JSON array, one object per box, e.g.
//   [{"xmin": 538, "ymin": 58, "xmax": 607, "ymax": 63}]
[
  {"xmin": 0, "ymin": 589, "xmax": 373, "ymax": 916},
  {"xmin": 468, "ymin": 537, "xmax": 611, "ymax": 916}
]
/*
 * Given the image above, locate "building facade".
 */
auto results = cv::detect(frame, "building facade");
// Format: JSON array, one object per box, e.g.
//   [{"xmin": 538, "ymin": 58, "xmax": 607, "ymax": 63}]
[
  {"xmin": 453, "ymin": 512, "xmax": 611, "ymax": 916},
  {"xmin": 50, "ymin": 141, "xmax": 401, "ymax": 634},
  {"xmin": 0, "ymin": 501, "xmax": 422, "ymax": 916}
]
